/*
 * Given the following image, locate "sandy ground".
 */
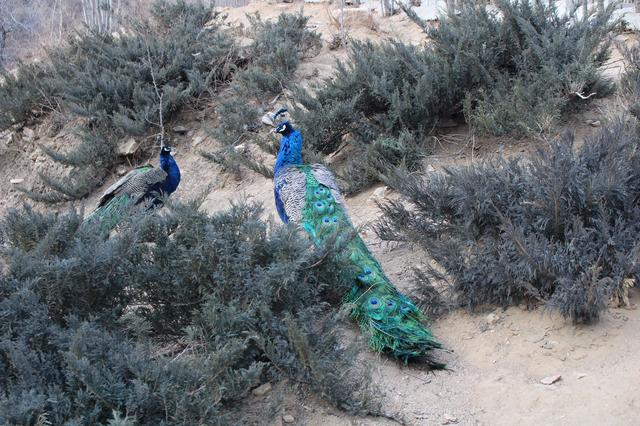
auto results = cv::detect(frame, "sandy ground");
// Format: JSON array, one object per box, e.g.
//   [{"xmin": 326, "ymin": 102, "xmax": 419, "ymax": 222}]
[{"xmin": 2, "ymin": 1, "xmax": 639, "ymax": 425}]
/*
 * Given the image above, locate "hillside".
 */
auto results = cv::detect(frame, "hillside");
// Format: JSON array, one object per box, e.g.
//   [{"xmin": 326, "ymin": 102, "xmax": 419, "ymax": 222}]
[{"xmin": 1, "ymin": 1, "xmax": 639, "ymax": 425}]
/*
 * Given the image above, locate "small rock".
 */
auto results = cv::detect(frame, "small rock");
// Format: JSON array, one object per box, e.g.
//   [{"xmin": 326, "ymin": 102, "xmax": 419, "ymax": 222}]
[
  {"xmin": 173, "ymin": 125, "xmax": 188, "ymax": 134},
  {"xmin": 282, "ymin": 415, "xmax": 294, "ymax": 423},
  {"xmin": 373, "ymin": 186, "xmax": 390, "ymax": 199},
  {"xmin": 575, "ymin": 372, "xmax": 587, "ymax": 379},
  {"xmin": 22, "ymin": 127, "xmax": 35, "ymax": 142},
  {"xmin": 426, "ymin": 164, "xmax": 436, "ymax": 173},
  {"xmin": 117, "ymin": 138, "xmax": 139, "ymax": 156},
  {"xmin": 540, "ymin": 374, "xmax": 562, "ymax": 385},
  {"xmin": 589, "ymin": 120, "xmax": 601, "ymax": 127},
  {"xmin": 251, "ymin": 382, "xmax": 272, "ymax": 396},
  {"xmin": 233, "ymin": 144, "xmax": 247, "ymax": 154},
  {"xmin": 1, "ymin": 131, "xmax": 15, "ymax": 145},
  {"xmin": 486, "ymin": 313, "xmax": 499, "ymax": 325},
  {"xmin": 442, "ymin": 414, "xmax": 459, "ymax": 424},
  {"xmin": 540, "ymin": 340, "xmax": 558, "ymax": 350},
  {"xmin": 261, "ymin": 113, "xmax": 274, "ymax": 126},
  {"xmin": 10, "ymin": 178, "xmax": 24, "ymax": 185}
]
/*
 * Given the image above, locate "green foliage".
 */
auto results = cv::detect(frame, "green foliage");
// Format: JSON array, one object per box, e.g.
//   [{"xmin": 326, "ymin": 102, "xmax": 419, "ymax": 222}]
[
  {"xmin": 294, "ymin": 39, "xmax": 455, "ymax": 153},
  {"xmin": 205, "ymin": 12, "xmax": 321, "ymax": 176},
  {"xmin": 0, "ymin": 199, "xmax": 375, "ymax": 424},
  {"xmin": 449, "ymin": 0, "xmax": 615, "ymax": 135},
  {"xmin": 237, "ymin": 12, "xmax": 321, "ymax": 96},
  {"xmin": 212, "ymin": 91, "xmax": 261, "ymax": 147},
  {"xmin": 51, "ymin": 0, "xmax": 236, "ymax": 136},
  {"xmin": 620, "ymin": 42, "xmax": 640, "ymax": 120},
  {"xmin": 294, "ymin": 0, "xmax": 614, "ymax": 191},
  {"xmin": 375, "ymin": 120, "xmax": 640, "ymax": 323},
  {"xmin": 0, "ymin": 0, "xmax": 239, "ymax": 202},
  {"xmin": 0, "ymin": 62, "xmax": 55, "ymax": 129},
  {"xmin": 341, "ymin": 131, "xmax": 424, "ymax": 195}
]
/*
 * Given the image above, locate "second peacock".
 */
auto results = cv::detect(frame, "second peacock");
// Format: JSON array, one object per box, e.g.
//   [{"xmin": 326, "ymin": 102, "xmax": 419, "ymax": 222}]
[
  {"xmin": 83, "ymin": 145, "xmax": 181, "ymax": 234},
  {"xmin": 272, "ymin": 110, "xmax": 445, "ymax": 367}
]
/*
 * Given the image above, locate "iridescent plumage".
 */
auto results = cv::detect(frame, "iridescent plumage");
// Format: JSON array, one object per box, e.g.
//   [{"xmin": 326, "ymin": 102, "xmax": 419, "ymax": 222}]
[
  {"xmin": 83, "ymin": 146, "xmax": 180, "ymax": 233},
  {"xmin": 273, "ymin": 120, "xmax": 444, "ymax": 366}
]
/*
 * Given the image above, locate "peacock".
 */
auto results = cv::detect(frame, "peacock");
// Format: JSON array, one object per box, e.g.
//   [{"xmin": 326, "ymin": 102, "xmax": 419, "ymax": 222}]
[
  {"xmin": 272, "ymin": 109, "xmax": 445, "ymax": 367},
  {"xmin": 83, "ymin": 145, "xmax": 181, "ymax": 233}
]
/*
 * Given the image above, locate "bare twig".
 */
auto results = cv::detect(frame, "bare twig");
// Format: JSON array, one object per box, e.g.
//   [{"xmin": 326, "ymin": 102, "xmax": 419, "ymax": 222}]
[{"xmin": 145, "ymin": 43, "xmax": 165, "ymax": 148}]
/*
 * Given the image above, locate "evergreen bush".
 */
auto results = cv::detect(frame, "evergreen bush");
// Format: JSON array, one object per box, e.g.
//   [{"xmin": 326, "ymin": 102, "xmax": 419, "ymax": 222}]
[
  {"xmin": 0, "ymin": 199, "xmax": 375, "ymax": 424},
  {"xmin": 0, "ymin": 62, "xmax": 55, "ymax": 129},
  {"xmin": 0, "ymin": 0, "xmax": 240, "ymax": 201},
  {"xmin": 293, "ymin": 0, "xmax": 615, "ymax": 191},
  {"xmin": 375, "ymin": 120, "xmax": 640, "ymax": 323},
  {"xmin": 205, "ymin": 12, "xmax": 321, "ymax": 176}
]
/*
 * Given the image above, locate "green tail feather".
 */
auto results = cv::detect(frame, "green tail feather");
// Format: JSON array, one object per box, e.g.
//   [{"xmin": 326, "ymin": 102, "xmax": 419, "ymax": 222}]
[
  {"xmin": 298, "ymin": 166, "xmax": 445, "ymax": 367},
  {"xmin": 83, "ymin": 194, "xmax": 133, "ymax": 234}
]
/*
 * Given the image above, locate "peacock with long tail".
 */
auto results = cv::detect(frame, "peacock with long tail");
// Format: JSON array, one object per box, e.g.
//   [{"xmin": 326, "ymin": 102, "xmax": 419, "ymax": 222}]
[
  {"xmin": 83, "ymin": 145, "xmax": 181, "ymax": 233},
  {"xmin": 271, "ymin": 109, "xmax": 445, "ymax": 367}
]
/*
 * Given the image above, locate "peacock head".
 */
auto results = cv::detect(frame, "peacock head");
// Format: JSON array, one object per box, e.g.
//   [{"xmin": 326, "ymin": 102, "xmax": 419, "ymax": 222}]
[
  {"xmin": 272, "ymin": 107, "xmax": 294, "ymax": 136},
  {"xmin": 274, "ymin": 121, "xmax": 293, "ymax": 136},
  {"xmin": 160, "ymin": 145, "xmax": 172, "ymax": 157}
]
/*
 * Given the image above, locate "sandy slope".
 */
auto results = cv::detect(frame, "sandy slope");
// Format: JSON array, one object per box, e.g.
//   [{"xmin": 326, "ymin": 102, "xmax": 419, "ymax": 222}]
[{"xmin": 2, "ymin": 1, "xmax": 639, "ymax": 424}]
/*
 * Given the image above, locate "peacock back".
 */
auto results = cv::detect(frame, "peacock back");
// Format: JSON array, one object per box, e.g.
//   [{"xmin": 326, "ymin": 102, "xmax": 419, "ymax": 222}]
[{"xmin": 84, "ymin": 164, "xmax": 167, "ymax": 233}]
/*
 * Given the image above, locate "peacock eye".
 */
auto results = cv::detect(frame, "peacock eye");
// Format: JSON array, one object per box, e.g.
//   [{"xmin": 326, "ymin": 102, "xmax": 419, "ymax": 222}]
[
  {"xmin": 322, "ymin": 217, "xmax": 330, "ymax": 224},
  {"xmin": 363, "ymin": 267, "xmax": 372, "ymax": 275},
  {"xmin": 332, "ymin": 216, "xmax": 338, "ymax": 223},
  {"xmin": 369, "ymin": 297, "xmax": 378, "ymax": 306}
]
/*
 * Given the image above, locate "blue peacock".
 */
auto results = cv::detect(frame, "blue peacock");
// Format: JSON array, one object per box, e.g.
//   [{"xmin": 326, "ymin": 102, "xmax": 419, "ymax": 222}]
[
  {"xmin": 83, "ymin": 145, "xmax": 181, "ymax": 233},
  {"xmin": 272, "ymin": 109, "xmax": 444, "ymax": 367}
]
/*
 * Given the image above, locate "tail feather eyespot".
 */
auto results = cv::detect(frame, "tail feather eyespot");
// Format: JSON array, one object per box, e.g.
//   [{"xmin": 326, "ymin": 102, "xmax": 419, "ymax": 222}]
[{"xmin": 357, "ymin": 273, "xmax": 371, "ymax": 283}]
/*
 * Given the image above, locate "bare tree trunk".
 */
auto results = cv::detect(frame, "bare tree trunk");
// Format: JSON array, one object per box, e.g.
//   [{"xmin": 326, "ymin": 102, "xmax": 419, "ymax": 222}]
[
  {"xmin": 582, "ymin": 0, "xmax": 588, "ymax": 19},
  {"xmin": 82, "ymin": 0, "xmax": 88, "ymax": 27},
  {"xmin": 446, "ymin": 0, "xmax": 457, "ymax": 15},
  {"xmin": 50, "ymin": 0, "xmax": 57, "ymax": 39},
  {"xmin": 381, "ymin": 0, "xmax": 395, "ymax": 16},
  {"xmin": 339, "ymin": 0, "xmax": 345, "ymax": 39},
  {"xmin": 636, "ymin": 0, "xmax": 640, "ymax": 13},
  {"xmin": 0, "ymin": 26, "xmax": 6, "ymax": 69},
  {"xmin": 58, "ymin": 0, "xmax": 64, "ymax": 40}
]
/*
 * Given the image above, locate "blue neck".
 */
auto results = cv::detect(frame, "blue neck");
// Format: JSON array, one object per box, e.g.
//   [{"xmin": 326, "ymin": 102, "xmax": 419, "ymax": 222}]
[
  {"xmin": 160, "ymin": 154, "xmax": 181, "ymax": 194},
  {"xmin": 274, "ymin": 128, "xmax": 303, "ymax": 175}
]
